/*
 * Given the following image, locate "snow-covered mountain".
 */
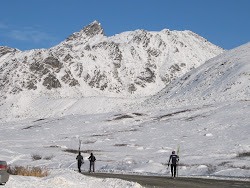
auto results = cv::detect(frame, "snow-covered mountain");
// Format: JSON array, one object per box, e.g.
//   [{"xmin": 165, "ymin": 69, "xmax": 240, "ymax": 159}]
[
  {"xmin": 144, "ymin": 42, "xmax": 250, "ymax": 109},
  {"xmin": 0, "ymin": 21, "xmax": 224, "ymax": 121},
  {"xmin": 0, "ymin": 21, "xmax": 222, "ymax": 99}
]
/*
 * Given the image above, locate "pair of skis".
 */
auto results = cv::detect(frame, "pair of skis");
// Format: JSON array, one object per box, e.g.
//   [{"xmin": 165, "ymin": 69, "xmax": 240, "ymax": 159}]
[
  {"xmin": 78, "ymin": 139, "xmax": 82, "ymax": 153},
  {"xmin": 177, "ymin": 144, "xmax": 180, "ymax": 177},
  {"xmin": 79, "ymin": 139, "xmax": 84, "ymax": 165}
]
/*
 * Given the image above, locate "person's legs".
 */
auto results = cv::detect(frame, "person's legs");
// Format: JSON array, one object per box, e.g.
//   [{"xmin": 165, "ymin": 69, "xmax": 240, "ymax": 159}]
[
  {"xmin": 78, "ymin": 161, "xmax": 81, "ymax": 172},
  {"xmin": 174, "ymin": 165, "xmax": 177, "ymax": 177},
  {"xmin": 90, "ymin": 162, "xmax": 94, "ymax": 172},
  {"xmin": 171, "ymin": 164, "xmax": 174, "ymax": 177}
]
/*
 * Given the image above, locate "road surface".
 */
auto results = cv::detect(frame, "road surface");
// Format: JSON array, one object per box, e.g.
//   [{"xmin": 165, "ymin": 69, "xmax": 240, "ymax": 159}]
[{"xmin": 82, "ymin": 172, "xmax": 250, "ymax": 188}]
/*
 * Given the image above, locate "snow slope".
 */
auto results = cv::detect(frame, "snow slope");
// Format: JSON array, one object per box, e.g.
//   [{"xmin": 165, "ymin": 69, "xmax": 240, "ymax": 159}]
[{"xmin": 144, "ymin": 42, "xmax": 250, "ymax": 109}]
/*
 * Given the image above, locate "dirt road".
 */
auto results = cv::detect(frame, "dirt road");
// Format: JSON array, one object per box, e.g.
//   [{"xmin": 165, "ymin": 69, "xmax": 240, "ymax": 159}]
[{"xmin": 82, "ymin": 172, "xmax": 250, "ymax": 188}]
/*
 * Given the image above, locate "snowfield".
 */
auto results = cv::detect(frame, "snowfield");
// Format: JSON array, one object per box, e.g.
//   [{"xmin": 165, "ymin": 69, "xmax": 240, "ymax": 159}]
[{"xmin": 0, "ymin": 100, "xmax": 249, "ymax": 186}]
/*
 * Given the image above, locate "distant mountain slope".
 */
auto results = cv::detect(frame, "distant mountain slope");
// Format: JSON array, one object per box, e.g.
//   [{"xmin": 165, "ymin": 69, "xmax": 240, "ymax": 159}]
[
  {"xmin": 0, "ymin": 21, "xmax": 223, "ymax": 99},
  {"xmin": 145, "ymin": 42, "xmax": 250, "ymax": 108}
]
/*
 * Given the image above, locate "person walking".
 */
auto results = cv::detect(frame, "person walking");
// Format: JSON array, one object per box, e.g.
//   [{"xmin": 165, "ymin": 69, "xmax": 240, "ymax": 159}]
[
  {"xmin": 168, "ymin": 150, "xmax": 179, "ymax": 178},
  {"xmin": 88, "ymin": 153, "xmax": 96, "ymax": 173},
  {"xmin": 76, "ymin": 152, "xmax": 84, "ymax": 172}
]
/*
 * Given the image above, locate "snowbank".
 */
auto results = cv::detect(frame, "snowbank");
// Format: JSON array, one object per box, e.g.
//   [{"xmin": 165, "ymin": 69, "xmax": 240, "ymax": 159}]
[{"xmin": 4, "ymin": 169, "xmax": 143, "ymax": 188}]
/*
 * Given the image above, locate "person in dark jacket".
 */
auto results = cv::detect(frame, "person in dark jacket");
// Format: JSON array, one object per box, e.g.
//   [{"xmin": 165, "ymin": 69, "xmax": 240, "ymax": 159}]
[
  {"xmin": 88, "ymin": 153, "xmax": 96, "ymax": 173},
  {"xmin": 168, "ymin": 150, "xmax": 179, "ymax": 178},
  {"xmin": 76, "ymin": 152, "xmax": 84, "ymax": 172}
]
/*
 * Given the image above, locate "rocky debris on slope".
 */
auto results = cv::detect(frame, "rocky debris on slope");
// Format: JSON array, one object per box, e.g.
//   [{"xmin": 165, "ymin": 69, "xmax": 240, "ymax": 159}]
[{"xmin": 0, "ymin": 46, "xmax": 18, "ymax": 57}]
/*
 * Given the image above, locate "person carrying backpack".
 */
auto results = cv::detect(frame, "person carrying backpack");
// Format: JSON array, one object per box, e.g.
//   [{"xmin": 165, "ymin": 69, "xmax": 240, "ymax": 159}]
[
  {"xmin": 76, "ymin": 152, "xmax": 84, "ymax": 172},
  {"xmin": 88, "ymin": 153, "xmax": 96, "ymax": 173},
  {"xmin": 168, "ymin": 150, "xmax": 179, "ymax": 178}
]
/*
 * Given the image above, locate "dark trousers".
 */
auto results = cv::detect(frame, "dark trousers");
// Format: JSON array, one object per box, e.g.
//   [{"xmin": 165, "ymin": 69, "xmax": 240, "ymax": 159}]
[
  {"xmin": 78, "ymin": 161, "xmax": 82, "ymax": 172},
  {"xmin": 89, "ymin": 161, "xmax": 95, "ymax": 172},
  {"xmin": 171, "ymin": 164, "xmax": 177, "ymax": 177}
]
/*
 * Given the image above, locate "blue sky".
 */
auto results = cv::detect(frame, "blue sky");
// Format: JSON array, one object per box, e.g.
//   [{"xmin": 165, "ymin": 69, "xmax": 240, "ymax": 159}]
[{"xmin": 0, "ymin": 0, "xmax": 249, "ymax": 50}]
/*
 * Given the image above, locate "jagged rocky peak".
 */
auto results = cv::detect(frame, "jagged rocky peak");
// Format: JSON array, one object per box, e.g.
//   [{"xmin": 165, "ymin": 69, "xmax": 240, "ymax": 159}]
[
  {"xmin": 66, "ymin": 20, "xmax": 105, "ymax": 41},
  {"xmin": 82, "ymin": 20, "xmax": 105, "ymax": 36}
]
